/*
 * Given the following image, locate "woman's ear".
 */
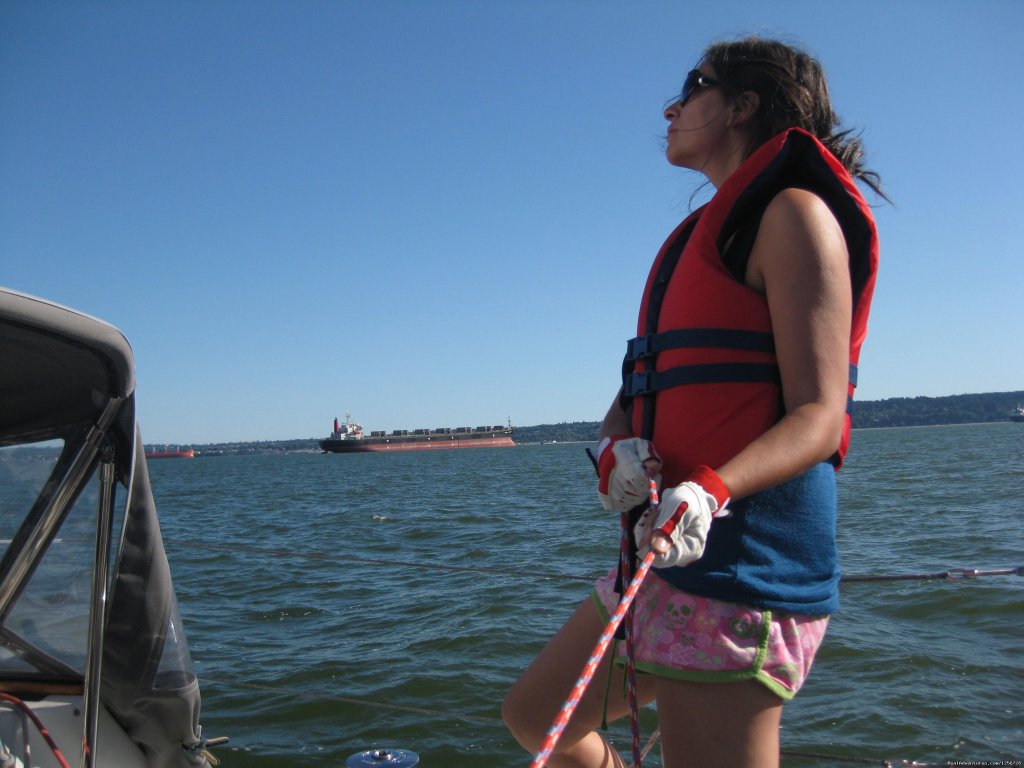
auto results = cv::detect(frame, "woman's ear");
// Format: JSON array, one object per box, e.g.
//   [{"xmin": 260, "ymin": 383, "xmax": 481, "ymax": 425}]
[{"xmin": 729, "ymin": 91, "xmax": 760, "ymax": 126}]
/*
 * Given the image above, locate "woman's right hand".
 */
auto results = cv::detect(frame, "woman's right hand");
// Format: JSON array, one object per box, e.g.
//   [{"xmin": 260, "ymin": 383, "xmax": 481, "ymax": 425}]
[
  {"xmin": 634, "ymin": 465, "xmax": 731, "ymax": 567},
  {"xmin": 596, "ymin": 436, "xmax": 662, "ymax": 512}
]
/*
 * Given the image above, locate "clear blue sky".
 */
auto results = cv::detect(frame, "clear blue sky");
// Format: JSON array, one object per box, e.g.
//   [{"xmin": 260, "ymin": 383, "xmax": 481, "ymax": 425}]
[{"xmin": 3, "ymin": 1, "xmax": 1022, "ymax": 444}]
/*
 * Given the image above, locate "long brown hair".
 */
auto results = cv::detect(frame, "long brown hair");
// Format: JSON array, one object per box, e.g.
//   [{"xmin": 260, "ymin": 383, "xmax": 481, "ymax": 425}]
[{"xmin": 703, "ymin": 36, "xmax": 887, "ymax": 200}]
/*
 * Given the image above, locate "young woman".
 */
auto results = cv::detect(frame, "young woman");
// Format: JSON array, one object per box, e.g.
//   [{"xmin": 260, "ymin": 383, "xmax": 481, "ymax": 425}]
[{"xmin": 503, "ymin": 37, "xmax": 884, "ymax": 768}]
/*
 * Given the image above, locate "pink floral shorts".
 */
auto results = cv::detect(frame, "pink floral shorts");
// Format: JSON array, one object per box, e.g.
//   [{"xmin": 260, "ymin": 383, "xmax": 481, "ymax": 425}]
[{"xmin": 593, "ymin": 568, "xmax": 829, "ymax": 700}]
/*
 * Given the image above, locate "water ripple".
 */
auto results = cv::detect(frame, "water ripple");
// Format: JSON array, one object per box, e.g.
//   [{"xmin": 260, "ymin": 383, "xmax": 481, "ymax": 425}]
[{"xmin": 152, "ymin": 425, "xmax": 1024, "ymax": 766}]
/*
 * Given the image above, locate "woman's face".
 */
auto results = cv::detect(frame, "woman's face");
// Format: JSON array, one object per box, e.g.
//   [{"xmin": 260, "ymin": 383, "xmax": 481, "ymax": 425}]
[{"xmin": 663, "ymin": 65, "xmax": 730, "ymax": 170}]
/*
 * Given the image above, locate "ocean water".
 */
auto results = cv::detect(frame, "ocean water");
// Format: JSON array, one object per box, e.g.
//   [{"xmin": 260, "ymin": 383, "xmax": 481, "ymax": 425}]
[{"xmin": 149, "ymin": 422, "xmax": 1024, "ymax": 767}]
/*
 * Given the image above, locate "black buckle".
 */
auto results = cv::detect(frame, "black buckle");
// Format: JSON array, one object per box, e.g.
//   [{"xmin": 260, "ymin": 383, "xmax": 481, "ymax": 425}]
[
  {"xmin": 626, "ymin": 334, "xmax": 653, "ymax": 362},
  {"xmin": 623, "ymin": 371, "xmax": 652, "ymax": 397}
]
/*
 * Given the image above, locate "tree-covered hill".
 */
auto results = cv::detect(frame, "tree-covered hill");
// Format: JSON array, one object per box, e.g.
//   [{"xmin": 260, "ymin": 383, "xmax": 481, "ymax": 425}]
[
  {"xmin": 849, "ymin": 390, "xmax": 1023, "ymax": 429},
  {"xmin": 510, "ymin": 390, "xmax": 1024, "ymax": 444}
]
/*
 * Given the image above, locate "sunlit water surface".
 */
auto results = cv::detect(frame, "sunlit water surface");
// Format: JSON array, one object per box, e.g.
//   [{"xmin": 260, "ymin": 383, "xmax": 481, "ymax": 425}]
[{"xmin": 150, "ymin": 423, "xmax": 1023, "ymax": 766}]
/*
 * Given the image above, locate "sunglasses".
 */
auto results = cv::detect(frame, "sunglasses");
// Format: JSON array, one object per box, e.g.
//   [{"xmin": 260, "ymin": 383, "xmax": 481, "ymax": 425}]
[{"xmin": 665, "ymin": 69, "xmax": 719, "ymax": 110}]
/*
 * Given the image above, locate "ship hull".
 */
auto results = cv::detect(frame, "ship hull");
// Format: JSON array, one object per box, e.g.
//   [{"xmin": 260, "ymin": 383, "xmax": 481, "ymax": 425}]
[
  {"xmin": 145, "ymin": 449, "xmax": 195, "ymax": 459},
  {"xmin": 320, "ymin": 432, "xmax": 514, "ymax": 453}
]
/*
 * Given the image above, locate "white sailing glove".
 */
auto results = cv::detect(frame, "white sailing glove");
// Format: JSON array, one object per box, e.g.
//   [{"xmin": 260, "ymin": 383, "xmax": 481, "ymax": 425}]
[
  {"xmin": 634, "ymin": 465, "xmax": 731, "ymax": 568},
  {"xmin": 596, "ymin": 435, "xmax": 662, "ymax": 512}
]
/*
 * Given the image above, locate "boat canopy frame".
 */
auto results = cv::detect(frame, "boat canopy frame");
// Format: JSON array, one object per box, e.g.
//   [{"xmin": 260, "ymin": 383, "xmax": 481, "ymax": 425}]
[{"xmin": 0, "ymin": 287, "xmax": 209, "ymax": 768}]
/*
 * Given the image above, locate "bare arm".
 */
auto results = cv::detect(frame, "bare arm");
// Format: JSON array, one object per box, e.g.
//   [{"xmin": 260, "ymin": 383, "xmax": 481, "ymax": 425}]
[
  {"xmin": 598, "ymin": 388, "xmax": 633, "ymax": 441},
  {"xmin": 715, "ymin": 187, "xmax": 852, "ymax": 500}
]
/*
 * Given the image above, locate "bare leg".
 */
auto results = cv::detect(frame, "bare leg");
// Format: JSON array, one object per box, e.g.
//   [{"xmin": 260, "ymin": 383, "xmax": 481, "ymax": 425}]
[
  {"xmin": 654, "ymin": 678, "xmax": 783, "ymax": 768},
  {"xmin": 503, "ymin": 597, "xmax": 656, "ymax": 767}
]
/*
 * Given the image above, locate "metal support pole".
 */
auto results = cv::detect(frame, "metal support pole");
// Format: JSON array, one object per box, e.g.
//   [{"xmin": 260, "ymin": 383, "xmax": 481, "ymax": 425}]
[{"xmin": 81, "ymin": 439, "xmax": 118, "ymax": 768}]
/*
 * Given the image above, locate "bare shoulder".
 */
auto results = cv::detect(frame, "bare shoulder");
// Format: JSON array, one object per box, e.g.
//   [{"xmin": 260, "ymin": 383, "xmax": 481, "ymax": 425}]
[
  {"xmin": 762, "ymin": 188, "xmax": 843, "ymax": 243},
  {"xmin": 747, "ymin": 188, "xmax": 848, "ymax": 292}
]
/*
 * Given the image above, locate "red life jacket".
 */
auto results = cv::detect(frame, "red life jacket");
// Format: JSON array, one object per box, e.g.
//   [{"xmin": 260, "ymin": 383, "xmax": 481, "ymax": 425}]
[{"xmin": 622, "ymin": 128, "xmax": 879, "ymax": 484}]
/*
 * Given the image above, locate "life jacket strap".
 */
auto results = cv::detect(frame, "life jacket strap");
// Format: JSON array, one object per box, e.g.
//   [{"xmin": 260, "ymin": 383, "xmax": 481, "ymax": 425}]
[
  {"xmin": 624, "ymin": 363, "xmax": 782, "ymax": 398},
  {"xmin": 624, "ymin": 362, "xmax": 858, "ymax": 400},
  {"xmin": 625, "ymin": 328, "xmax": 777, "ymax": 363}
]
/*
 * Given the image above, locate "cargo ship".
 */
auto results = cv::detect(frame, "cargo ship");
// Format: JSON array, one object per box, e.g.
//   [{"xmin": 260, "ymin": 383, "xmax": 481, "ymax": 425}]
[
  {"xmin": 144, "ymin": 447, "xmax": 196, "ymax": 459},
  {"xmin": 320, "ymin": 415, "xmax": 514, "ymax": 453}
]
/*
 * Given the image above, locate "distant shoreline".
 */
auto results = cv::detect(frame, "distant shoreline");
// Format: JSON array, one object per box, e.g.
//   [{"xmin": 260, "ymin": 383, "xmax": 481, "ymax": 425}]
[
  {"xmin": 145, "ymin": 390, "xmax": 1024, "ymax": 455},
  {"xmin": 853, "ymin": 420, "xmax": 1006, "ymax": 431},
  {"xmin": 146, "ymin": 387, "xmax": 1024, "ymax": 454}
]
